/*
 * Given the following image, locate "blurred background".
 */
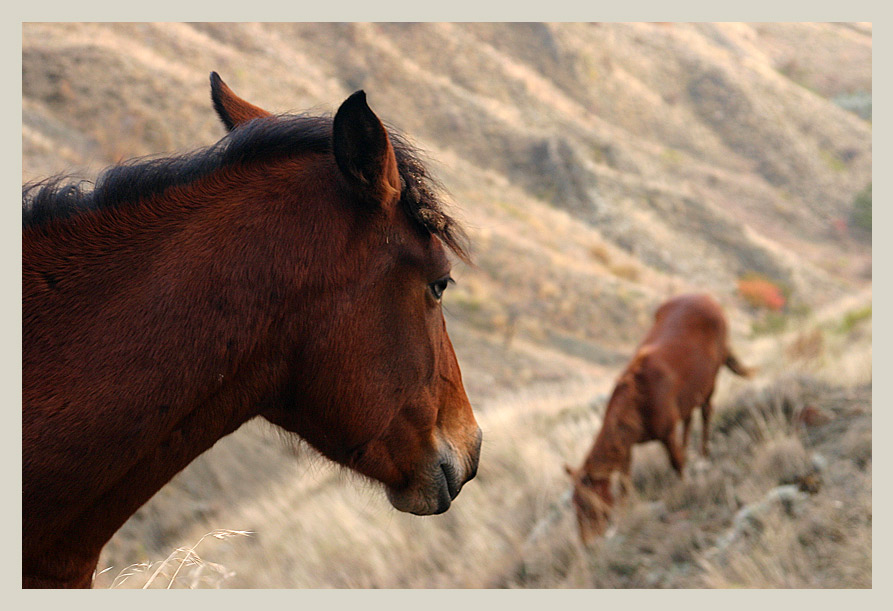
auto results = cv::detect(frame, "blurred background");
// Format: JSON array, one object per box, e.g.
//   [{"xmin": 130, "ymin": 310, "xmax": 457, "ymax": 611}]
[{"xmin": 22, "ymin": 22, "xmax": 871, "ymax": 588}]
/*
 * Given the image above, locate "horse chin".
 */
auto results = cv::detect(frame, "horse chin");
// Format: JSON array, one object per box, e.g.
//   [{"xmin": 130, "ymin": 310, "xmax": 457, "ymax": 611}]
[{"xmin": 385, "ymin": 458, "xmax": 462, "ymax": 516}]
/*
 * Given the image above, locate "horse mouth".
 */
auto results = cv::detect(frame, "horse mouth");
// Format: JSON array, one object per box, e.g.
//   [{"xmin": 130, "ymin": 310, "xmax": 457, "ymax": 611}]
[
  {"xmin": 385, "ymin": 458, "xmax": 464, "ymax": 516},
  {"xmin": 429, "ymin": 464, "xmax": 454, "ymax": 515},
  {"xmin": 384, "ymin": 429, "xmax": 481, "ymax": 516},
  {"xmin": 441, "ymin": 460, "xmax": 461, "ymax": 501},
  {"xmin": 426, "ymin": 460, "xmax": 463, "ymax": 515}
]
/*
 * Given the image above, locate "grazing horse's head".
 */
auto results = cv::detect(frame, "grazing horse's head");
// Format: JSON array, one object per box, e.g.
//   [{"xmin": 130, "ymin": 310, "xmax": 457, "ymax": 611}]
[
  {"xmin": 565, "ymin": 465, "xmax": 614, "ymax": 544},
  {"xmin": 209, "ymin": 74, "xmax": 481, "ymax": 515}
]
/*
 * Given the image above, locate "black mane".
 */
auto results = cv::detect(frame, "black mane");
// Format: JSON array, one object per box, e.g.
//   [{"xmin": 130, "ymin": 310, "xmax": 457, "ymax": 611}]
[{"xmin": 23, "ymin": 114, "xmax": 468, "ymax": 258}]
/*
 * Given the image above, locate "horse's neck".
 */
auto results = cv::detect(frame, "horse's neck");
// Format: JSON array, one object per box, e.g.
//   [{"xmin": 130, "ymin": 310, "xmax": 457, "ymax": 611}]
[
  {"xmin": 585, "ymin": 388, "xmax": 643, "ymax": 477},
  {"xmin": 22, "ymin": 387, "xmax": 254, "ymax": 584},
  {"xmin": 28, "ymin": 203, "xmax": 254, "ymax": 396},
  {"xmin": 24, "ymin": 180, "xmax": 305, "ymax": 394},
  {"xmin": 22, "ymin": 185, "xmax": 302, "ymax": 565}
]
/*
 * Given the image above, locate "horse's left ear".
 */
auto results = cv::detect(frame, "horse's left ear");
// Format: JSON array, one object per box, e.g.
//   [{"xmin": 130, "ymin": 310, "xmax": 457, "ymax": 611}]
[
  {"xmin": 210, "ymin": 72, "xmax": 272, "ymax": 131},
  {"xmin": 332, "ymin": 90, "xmax": 401, "ymax": 207}
]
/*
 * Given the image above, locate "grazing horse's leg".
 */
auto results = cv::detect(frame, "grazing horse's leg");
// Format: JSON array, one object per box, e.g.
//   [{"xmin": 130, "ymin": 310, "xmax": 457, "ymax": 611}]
[
  {"xmin": 662, "ymin": 434, "xmax": 686, "ymax": 477},
  {"xmin": 659, "ymin": 410, "xmax": 687, "ymax": 478},
  {"xmin": 643, "ymin": 374, "xmax": 687, "ymax": 479},
  {"xmin": 682, "ymin": 416, "xmax": 692, "ymax": 451},
  {"xmin": 700, "ymin": 390, "xmax": 715, "ymax": 458}
]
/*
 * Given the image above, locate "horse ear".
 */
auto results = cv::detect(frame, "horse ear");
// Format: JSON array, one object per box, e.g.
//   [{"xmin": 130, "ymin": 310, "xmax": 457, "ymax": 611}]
[
  {"xmin": 332, "ymin": 90, "xmax": 401, "ymax": 207},
  {"xmin": 210, "ymin": 72, "xmax": 272, "ymax": 131}
]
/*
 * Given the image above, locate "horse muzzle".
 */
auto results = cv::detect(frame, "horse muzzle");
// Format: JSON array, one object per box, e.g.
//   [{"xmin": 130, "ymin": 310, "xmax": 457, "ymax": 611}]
[{"xmin": 386, "ymin": 427, "xmax": 482, "ymax": 515}]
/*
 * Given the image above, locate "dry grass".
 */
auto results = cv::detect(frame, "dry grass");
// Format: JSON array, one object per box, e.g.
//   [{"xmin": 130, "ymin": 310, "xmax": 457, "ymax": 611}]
[
  {"xmin": 699, "ymin": 482, "xmax": 871, "ymax": 588},
  {"xmin": 96, "ymin": 530, "xmax": 252, "ymax": 589}
]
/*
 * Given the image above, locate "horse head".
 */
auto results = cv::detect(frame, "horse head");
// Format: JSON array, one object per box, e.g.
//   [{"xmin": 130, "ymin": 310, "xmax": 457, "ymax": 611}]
[
  {"xmin": 210, "ymin": 74, "xmax": 482, "ymax": 516},
  {"xmin": 565, "ymin": 464, "xmax": 613, "ymax": 544}
]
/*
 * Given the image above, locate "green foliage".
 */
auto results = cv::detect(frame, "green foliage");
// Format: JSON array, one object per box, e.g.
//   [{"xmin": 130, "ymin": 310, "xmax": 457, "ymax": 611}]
[
  {"xmin": 752, "ymin": 311, "xmax": 789, "ymax": 336},
  {"xmin": 749, "ymin": 299, "xmax": 811, "ymax": 337},
  {"xmin": 495, "ymin": 199, "xmax": 530, "ymax": 222},
  {"xmin": 819, "ymin": 148, "xmax": 847, "ymax": 172},
  {"xmin": 851, "ymin": 183, "xmax": 872, "ymax": 232},
  {"xmin": 660, "ymin": 147, "xmax": 684, "ymax": 166},
  {"xmin": 837, "ymin": 305, "xmax": 872, "ymax": 334},
  {"xmin": 448, "ymin": 291, "xmax": 484, "ymax": 314}
]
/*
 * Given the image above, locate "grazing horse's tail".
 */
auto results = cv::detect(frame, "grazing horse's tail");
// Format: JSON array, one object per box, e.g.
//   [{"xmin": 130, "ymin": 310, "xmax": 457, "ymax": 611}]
[{"xmin": 725, "ymin": 351, "xmax": 754, "ymax": 377}]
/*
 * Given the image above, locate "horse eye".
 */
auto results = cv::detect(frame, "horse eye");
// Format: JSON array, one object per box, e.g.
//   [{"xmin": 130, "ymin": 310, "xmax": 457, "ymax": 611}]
[{"xmin": 428, "ymin": 276, "xmax": 452, "ymax": 301}]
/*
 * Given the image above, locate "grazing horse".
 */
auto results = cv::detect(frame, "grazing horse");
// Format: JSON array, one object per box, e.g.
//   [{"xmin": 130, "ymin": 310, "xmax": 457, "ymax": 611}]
[
  {"xmin": 22, "ymin": 73, "xmax": 482, "ymax": 588},
  {"xmin": 565, "ymin": 293, "xmax": 751, "ymax": 543}
]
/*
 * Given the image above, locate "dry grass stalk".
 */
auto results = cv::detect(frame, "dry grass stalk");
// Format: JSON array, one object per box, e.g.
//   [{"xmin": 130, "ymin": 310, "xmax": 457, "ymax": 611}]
[{"xmin": 104, "ymin": 529, "xmax": 252, "ymax": 589}]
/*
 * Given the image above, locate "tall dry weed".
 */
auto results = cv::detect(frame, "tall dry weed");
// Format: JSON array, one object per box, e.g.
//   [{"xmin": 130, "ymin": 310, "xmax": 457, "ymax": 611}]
[{"xmin": 99, "ymin": 529, "xmax": 252, "ymax": 589}]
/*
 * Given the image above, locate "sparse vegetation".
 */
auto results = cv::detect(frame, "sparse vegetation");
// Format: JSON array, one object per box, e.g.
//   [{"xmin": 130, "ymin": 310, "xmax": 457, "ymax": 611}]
[
  {"xmin": 751, "ymin": 311, "xmax": 789, "ymax": 335},
  {"xmin": 819, "ymin": 148, "xmax": 847, "ymax": 172},
  {"xmin": 660, "ymin": 147, "xmax": 684, "ymax": 166},
  {"xmin": 588, "ymin": 243, "xmax": 612, "ymax": 266},
  {"xmin": 786, "ymin": 328, "xmax": 825, "ymax": 361},
  {"xmin": 851, "ymin": 183, "xmax": 872, "ymax": 233},
  {"xmin": 837, "ymin": 305, "xmax": 872, "ymax": 334},
  {"xmin": 608, "ymin": 262, "xmax": 640, "ymax": 282}
]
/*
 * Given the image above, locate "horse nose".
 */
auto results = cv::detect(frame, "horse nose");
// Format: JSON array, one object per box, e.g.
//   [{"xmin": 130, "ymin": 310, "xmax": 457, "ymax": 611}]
[{"xmin": 440, "ymin": 426, "xmax": 481, "ymax": 501}]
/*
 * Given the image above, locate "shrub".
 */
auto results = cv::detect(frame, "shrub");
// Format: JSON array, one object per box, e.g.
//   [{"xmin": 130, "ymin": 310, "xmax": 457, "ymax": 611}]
[
  {"xmin": 837, "ymin": 305, "xmax": 872, "ymax": 334},
  {"xmin": 819, "ymin": 149, "xmax": 847, "ymax": 172},
  {"xmin": 786, "ymin": 328, "xmax": 825, "ymax": 361},
  {"xmin": 737, "ymin": 274, "xmax": 787, "ymax": 311},
  {"xmin": 751, "ymin": 311, "xmax": 788, "ymax": 335},
  {"xmin": 588, "ymin": 243, "xmax": 611, "ymax": 265},
  {"xmin": 609, "ymin": 263, "xmax": 640, "ymax": 282},
  {"xmin": 851, "ymin": 183, "xmax": 871, "ymax": 233}
]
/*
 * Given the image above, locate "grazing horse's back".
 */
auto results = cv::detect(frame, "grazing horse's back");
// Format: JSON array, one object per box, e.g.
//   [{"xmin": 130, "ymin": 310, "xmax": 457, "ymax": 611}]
[{"xmin": 23, "ymin": 74, "xmax": 481, "ymax": 587}]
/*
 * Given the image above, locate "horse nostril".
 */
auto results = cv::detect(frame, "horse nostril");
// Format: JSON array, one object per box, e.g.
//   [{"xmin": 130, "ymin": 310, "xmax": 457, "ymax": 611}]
[{"xmin": 440, "ymin": 461, "xmax": 460, "ymax": 500}]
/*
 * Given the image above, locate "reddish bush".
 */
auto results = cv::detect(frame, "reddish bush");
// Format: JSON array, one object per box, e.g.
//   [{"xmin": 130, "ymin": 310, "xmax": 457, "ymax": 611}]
[{"xmin": 738, "ymin": 277, "xmax": 786, "ymax": 311}]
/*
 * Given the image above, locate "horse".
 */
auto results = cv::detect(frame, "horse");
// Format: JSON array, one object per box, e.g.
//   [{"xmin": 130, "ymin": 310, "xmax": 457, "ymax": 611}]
[
  {"xmin": 565, "ymin": 293, "xmax": 751, "ymax": 543},
  {"xmin": 22, "ymin": 73, "xmax": 482, "ymax": 588}
]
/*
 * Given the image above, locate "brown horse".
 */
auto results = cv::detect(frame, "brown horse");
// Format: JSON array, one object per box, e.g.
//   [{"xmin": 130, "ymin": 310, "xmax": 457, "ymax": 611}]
[
  {"xmin": 23, "ymin": 73, "xmax": 482, "ymax": 588},
  {"xmin": 565, "ymin": 293, "xmax": 751, "ymax": 543}
]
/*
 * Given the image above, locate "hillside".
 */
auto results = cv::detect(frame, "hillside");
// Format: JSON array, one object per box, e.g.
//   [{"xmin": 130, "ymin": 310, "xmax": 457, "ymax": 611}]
[{"xmin": 22, "ymin": 22, "xmax": 871, "ymax": 588}]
